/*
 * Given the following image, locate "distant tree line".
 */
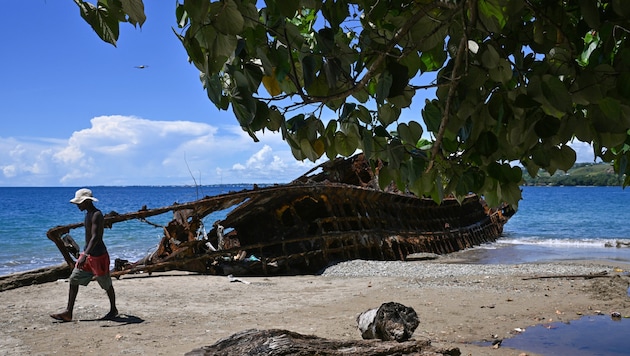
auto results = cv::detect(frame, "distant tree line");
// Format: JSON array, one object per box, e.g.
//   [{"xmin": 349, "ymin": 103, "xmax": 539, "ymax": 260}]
[{"xmin": 522, "ymin": 163, "xmax": 623, "ymax": 186}]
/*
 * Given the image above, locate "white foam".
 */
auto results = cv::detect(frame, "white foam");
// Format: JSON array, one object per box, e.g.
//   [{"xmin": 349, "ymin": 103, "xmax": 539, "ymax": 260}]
[{"xmin": 498, "ymin": 237, "xmax": 630, "ymax": 249}]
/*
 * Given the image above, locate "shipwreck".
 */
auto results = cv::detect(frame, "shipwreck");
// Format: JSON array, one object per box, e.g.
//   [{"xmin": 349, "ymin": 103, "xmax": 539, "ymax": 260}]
[{"xmin": 47, "ymin": 154, "xmax": 514, "ymax": 278}]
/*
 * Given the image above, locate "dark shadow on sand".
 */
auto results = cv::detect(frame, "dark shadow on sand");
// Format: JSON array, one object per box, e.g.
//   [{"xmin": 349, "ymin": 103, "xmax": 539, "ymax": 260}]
[
  {"xmin": 115, "ymin": 272, "xmax": 203, "ymax": 280},
  {"xmin": 80, "ymin": 314, "xmax": 145, "ymax": 326}
]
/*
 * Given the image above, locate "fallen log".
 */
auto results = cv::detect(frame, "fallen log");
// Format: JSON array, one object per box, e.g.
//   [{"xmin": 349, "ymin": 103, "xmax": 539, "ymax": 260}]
[
  {"xmin": 0, "ymin": 264, "xmax": 72, "ymax": 292},
  {"xmin": 185, "ymin": 329, "xmax": 461, "ymax": 356},
  {"xmin": 357, "ymin": 302, "xmax": 420, "ymax": 342},
  {"xmin": 522, "ymin": 271, "xmax": 610, "ymax": 280}
]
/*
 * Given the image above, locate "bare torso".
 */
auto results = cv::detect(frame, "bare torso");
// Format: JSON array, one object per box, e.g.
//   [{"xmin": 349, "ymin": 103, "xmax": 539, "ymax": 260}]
[{"xmin": 85, "ymin": 209, "xmax": 107, "ymax": 256}]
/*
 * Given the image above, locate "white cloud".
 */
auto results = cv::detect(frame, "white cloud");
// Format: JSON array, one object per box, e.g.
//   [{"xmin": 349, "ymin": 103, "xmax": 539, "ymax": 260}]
[
  {"xmin": 0, "ymin": 115, "xmax": 318, "ymax": 186},
  {"xmin": 569, "ymin": 141, "xmax": 597, "ymax": 163},
  {"xmin": 2, "ymin": 113, "xmax": 600, "ymax": 187}
]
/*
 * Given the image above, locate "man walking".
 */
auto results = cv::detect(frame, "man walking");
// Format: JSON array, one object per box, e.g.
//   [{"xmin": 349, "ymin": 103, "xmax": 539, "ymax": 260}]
[{"xmin": 50, "ymin": 188, "xmax": 118, "ymax": 322}]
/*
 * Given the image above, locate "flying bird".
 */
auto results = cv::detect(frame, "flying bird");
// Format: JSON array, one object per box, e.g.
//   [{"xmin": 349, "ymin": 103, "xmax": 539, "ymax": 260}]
[{"xmin": 134, "ymin": 65, "xmax": 149, "ymax": 69}]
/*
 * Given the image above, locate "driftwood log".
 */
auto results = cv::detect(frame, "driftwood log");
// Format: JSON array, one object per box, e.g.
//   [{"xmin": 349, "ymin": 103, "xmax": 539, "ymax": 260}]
[
  {"xmin": 521, "ymin": 271, "xmax": 610, "ymax": 280},
  {"xmin": 0, "ymin": 264, "xmax": 72, "ymax": 292},
  {"xmin": 357, "ymin": 302, "xmax": 420, "ymax": 341},
  {"xmin": 185, "ymin": 329, "xmax": 461, "ymax": 356}
]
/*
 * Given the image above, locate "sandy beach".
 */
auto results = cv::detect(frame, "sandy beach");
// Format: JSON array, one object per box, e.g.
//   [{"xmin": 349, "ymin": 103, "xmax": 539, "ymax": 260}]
[{"xmin": 1, "ymin": 257, "xmax": 630, "ymax": 356}]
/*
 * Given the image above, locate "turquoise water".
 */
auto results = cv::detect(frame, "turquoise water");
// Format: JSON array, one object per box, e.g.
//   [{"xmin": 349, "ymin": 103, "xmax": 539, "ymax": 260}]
[{"xmin": 1, "ymin": 185, "xmax": 629, "ymax": 275}]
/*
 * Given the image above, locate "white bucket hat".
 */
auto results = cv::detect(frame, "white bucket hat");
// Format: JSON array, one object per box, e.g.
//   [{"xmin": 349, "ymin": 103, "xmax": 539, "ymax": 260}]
[{"xmin": 70, "ymin": 188, "xmax": 98, "ymax": 204}]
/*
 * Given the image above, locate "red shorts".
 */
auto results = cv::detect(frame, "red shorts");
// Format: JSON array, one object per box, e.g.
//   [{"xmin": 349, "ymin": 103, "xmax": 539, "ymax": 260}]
[{"xmin": 76, "ymin": 252, "xmax": 110, "ymax": 277}]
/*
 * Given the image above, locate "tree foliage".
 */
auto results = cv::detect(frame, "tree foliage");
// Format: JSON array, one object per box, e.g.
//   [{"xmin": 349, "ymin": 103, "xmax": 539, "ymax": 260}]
[{"xmin": 74, "ymin": 0, "xmax": 630, "ymax": 208}]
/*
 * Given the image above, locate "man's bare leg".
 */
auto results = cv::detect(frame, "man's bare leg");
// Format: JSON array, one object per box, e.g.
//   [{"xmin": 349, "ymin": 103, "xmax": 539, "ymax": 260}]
[
  {"xmin": 50, "ymin": 284, "xmax": 78, "ymax": 322},
  {"xmin": 101, "ymin": 285, "xmax": 118, "ymax": 320}
]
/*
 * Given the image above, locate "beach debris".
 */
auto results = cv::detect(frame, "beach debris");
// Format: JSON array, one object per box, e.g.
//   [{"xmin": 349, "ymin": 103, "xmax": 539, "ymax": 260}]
[
  {"xmin": 491, "ymin": 339, "xmax": 502, "ymax": 348},
  {"xmin": 61, "ymin": 234, "xmax": 80, "ymax": 259},
  {"xmin": 513, "ymin": 327, "xmax": 525, "ymax": 333},
  {"xmin": 227, "ymin": 274, "xmax": 250, "ymax": 284},
  {"xmin": 185, "ymin": 328, "xmax": 461, "ymax": 355},
  {"xmin": 46, "ymin": 154, "xmax": 513, "ymax": 278},
  {"xmin": 405, "ymin": 252, "xmax": 440, "ymax": 261},
  {"xmin": 357, "ymin": 302, "xmax": 419, "ymax": 342}
]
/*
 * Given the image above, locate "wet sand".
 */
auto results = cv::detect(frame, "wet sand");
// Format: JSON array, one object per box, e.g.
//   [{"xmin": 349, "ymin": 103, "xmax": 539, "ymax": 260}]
[{"xmin": 1, "ymin": 258, "xmax": 629, "ymax": 356}]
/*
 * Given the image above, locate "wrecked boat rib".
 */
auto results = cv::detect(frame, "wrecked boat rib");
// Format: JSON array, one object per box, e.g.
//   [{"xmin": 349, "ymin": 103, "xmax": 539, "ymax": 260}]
[{"xmin": 47, "ymin": 155, "xmax": 513, "ymax": 277}]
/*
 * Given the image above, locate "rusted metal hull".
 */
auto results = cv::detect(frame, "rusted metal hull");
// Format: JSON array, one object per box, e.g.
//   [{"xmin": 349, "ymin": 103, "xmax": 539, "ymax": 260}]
[{"xmin": 46, "ymin": 155, "xmax": 513, "ymax": 277}]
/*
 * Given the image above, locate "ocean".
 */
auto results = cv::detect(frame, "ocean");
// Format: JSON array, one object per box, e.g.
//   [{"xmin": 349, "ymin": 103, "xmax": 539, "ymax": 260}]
[{"xmin": 1, "ymin": 185, "xmax": 630, "ymax": 276}]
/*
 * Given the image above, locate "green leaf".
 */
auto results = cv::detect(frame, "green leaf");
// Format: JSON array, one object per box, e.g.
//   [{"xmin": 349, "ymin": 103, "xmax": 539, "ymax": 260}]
[
  {"xmin": 531, "ymin": 145, "xmax": 551, "ymax": 169},
  {"xmin": 243, "ymin": 63, "xmax": 263, "ymax": 93},
  {"xmin": 388, "ymin": 89, "xmax": 414, "ymax": 108},
  {"xmin": 322, "ymin": 0, "xmax": 349, "ymax": 29},
  {"xmin": 306, "ymin": 74, "xmax": 329, "ymax": 97},
  {"xmin": 500, "ymin": 181, "xmax": 522, "ymax": 209},
  {"xmin": 612, "ymin": 0, "xmax": 630, "ymax": 17},
  {"xmin": 377, "ymin": 104, "xmax": 400, "ymax": 127},
  {"xmin": 231, "ymin": 72, "xmax": 256, "ymax": 128},
  {"xmin": 481, "ymin": 44, "xmax": 501, "ymax": 69},
  {"xmin": 598, "ymin": 97, "xmax": 621, "ymax": 121},
  {"xmin": 302, "ymin": 55, "xmax": 317, "ymax": 90},
  {"xmin": 121, "ymin": 0, "xmax": 145, "ymax": 27},
  {"xmin": 376, "ymin": 71, "xmax": 392, "ymax": 105},
  {"xmin": 334, "ymin": 131, "xmax": 358, "ymax": 156},
  {"xmin": 267, "ymin": 107, "xmax": 284, "ymax": 131},
  {"xmin": 534, "ymin": 117, "xmax": 561, "ymax": 139},
  {"xmin": 300, "ymin": 138, "xmax": 319, "ymax": 161},
  {"xmin": 478, "ymin": 0, "xmax": 508, "ymax": 32},
  {"xmin": 184, "ymin": 0, "xmax": 210, "ymax": 22},
  {"xmin": 249, "ymin": 100, "xmax": 270, "ymax": 131},
  {"xmin": 386, "ymin": 60, "xmax": 409, "ymax": 98},
  {"xmin": 210, "ymin": 0, "xmax": 244, "ymax": 35},
  {"xmin": 175, "ymin": 3, "xmax": 188, "ymax": 28},
  {"xmin": 542, "ymin": 75, "xmax": 572, "ymax": 115},
  {"xmin": 419, "ymin": 44, "xmax": 447, "ymax": 72},
  {"xmin": 203, "ymin": 72, "xmax": 223, "ymax": 108},
  {"xmin": 340, "ymin": 103, "xmax": 356, "ymax": 121},
  {"xmin": 422, "ymin": 100, "xmax": 442, "ymax": 133},
  {"xmin": 374, "ymin": 125, "xmax": 390, "ymax": 138},
  {"xmin": 378, "ymin": 165, "xmax": 396, "ymax": 190},
  {"xmin": 74, "ymin": 0, "xmax": 119, "ymax": 46},
  {"xmin": 476, "ymin": 131, "xmax": 499, "ymax": 156},
  {"xmin": 356, "ymin": 105, "xmax": 372, "ymax": 124},
  {"xmin": 352, "ymin": 88, "xmax": 369, "ymax": 103},
  {"xmin": 397, "ymin": 122, "xmax": 423, "ymax": 146},
  {"xmin": 489, "ymin": 59, "xmax": 512, "ymax": 84},
  {"xmin": 409, "ymin": 16, "xmax": 447, "ymax": 52},
  {"xmin": 550, "ymin": 145, "xmax": 577, "ymax": 172},
  {"xmin": 277, "ymin": 0, "xmax": 300, "ymax": 17}
]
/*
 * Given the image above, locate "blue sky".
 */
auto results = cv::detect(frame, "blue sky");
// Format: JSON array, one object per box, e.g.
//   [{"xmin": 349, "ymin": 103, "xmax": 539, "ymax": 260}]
[
  {"xmin": 1, "ymin": 2, "xmax": 594, "ymax": 187},
  {"xmin": 1, "ymin": 1, "xmax": 323, "ymax": 187}
]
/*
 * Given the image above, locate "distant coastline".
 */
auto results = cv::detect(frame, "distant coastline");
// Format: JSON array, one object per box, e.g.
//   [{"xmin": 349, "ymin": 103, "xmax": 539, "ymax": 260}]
[{"xmin": 522, "ymin": 162, "xmax": 623, "ymax": 186}]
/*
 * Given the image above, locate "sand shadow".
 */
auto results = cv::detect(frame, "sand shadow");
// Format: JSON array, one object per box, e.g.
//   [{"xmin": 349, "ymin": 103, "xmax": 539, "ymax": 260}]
[{"xmin": 80, "ymin": 314, "xmax": 145, "ymax": 326}]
